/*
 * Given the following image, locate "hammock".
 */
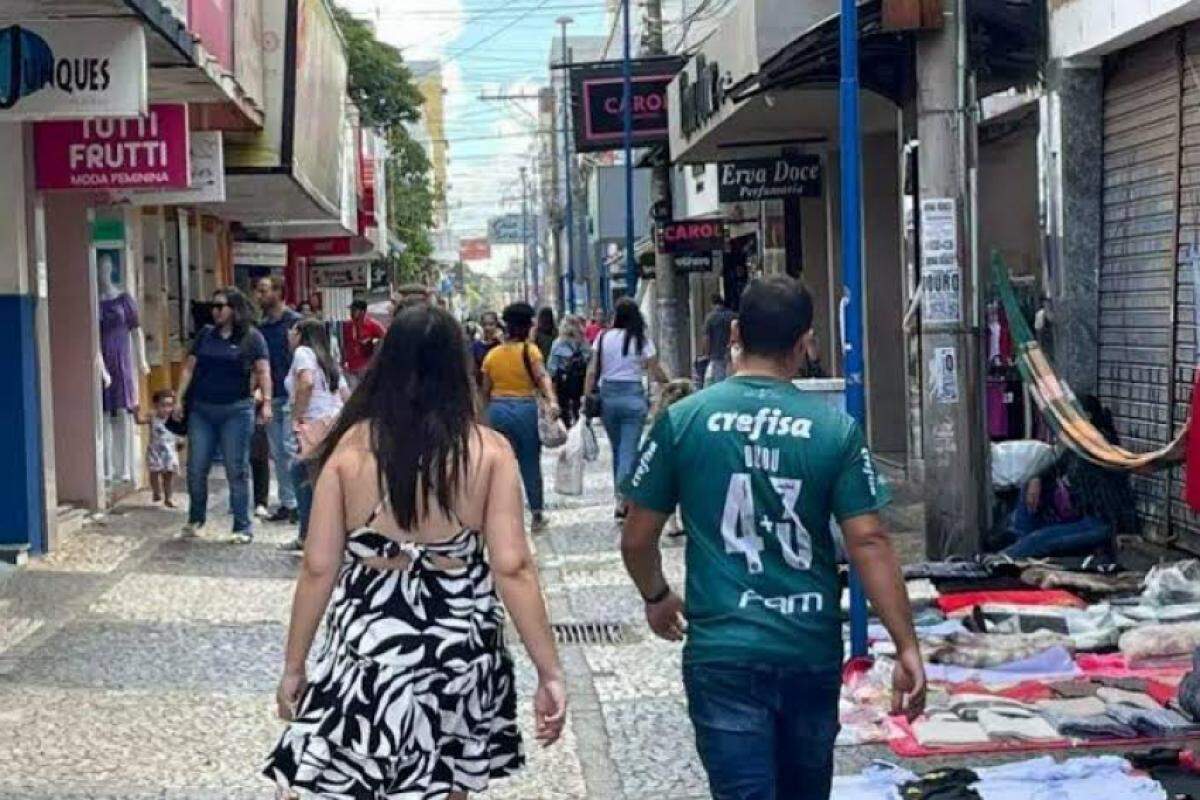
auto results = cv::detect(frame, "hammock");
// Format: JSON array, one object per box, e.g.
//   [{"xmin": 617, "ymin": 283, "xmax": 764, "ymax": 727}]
[{"xmin": 991, "ymin": 254, "xmax": 1188, "ymax": 471}]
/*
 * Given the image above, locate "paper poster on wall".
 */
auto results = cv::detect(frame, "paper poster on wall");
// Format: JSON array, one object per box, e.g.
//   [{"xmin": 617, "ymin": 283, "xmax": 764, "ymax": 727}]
[
  {"xmin": 920, "ymin": 197, "xmax": 961, "ymax": 325},
  {"xmin": 930, "ymin": 346, "xmax": 959, "ymax": 405},
  {"xmin": 117, "ymin": 131, "xmax": 225, "ymax": 205}
]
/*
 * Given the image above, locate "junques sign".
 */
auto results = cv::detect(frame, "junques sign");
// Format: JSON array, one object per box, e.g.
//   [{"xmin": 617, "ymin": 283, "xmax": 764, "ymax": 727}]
[
  {"xmin": 33, "ymin": 104, "xmax": 190, "ymax": 191},
  {"xmin": 0, "ymin": 21, "xmax": 148, "ymax": 120}
]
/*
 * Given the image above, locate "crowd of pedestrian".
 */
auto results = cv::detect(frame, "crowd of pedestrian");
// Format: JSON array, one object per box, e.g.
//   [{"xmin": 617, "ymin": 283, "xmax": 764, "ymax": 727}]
[{"xmin": 155, "ymin": 275, "xmax": 923, "ymax": 800}]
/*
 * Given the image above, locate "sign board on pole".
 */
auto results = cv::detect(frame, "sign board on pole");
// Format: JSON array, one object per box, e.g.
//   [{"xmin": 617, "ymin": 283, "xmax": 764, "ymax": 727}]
[
  {"xmin": 459, "ymin": 237, "xmax": 491, "ymax": 262},
  {"xmin": 657, "ymin": 219, "xmax": 726, "ymax": 255},
  {"xmin": 717, "ymin": 155, "xmax": 822, "ymax": 203},
  {"xmin": 115, "ymin": 130, "xmax": 226, "ymax": 205},
  {"xmin": 673, "ymin": 251, "xmax": 719, "ymax": 275},
  {"xmin": 0, "ymin": 21, "xmax": 148, "ymax": 120},
  {"xmin": 920, "ymin": 197, "xmax": 961, "ymax": 324},
  {"xmin": 232, "ymin": 241, "xmax": 288, "ymax": 267},
  {"xmin": 34, "ymin": 103, "xmax": 190, "ymax": 191},
  {"xmin": 569, "ymin": 57, "xmax": 684, "ymax": 153},
  {"xmin": 488, "ymin": 214, "xmax": 528, "ymax": 245}
]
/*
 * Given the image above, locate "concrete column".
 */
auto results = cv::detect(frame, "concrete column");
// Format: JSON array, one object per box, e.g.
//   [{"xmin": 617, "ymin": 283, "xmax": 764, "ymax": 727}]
[
  {"xmin": 46, "ymin": 193, "xmax": 103, "ymax": 510},
  {"xmin": 0, "ymin": 124, "xmax": 48, "ymax": 558},
  {"xmin": 1044, "ymin": 61, "xmax": 1103, "ymax": 396}
]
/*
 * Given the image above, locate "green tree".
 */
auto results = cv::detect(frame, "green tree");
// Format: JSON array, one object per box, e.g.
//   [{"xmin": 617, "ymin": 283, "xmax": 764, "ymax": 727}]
[{"xmin": 333, "ymin": 5, "xmax": 436, "ymax": 283}]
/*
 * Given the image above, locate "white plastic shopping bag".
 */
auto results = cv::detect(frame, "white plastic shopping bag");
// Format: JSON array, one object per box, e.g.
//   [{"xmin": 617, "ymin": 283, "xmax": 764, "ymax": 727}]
[
  {"xmin": 555, "ymin": 419, "xmax": 586, "ymax": 495},
  {"xmin": 538, "ymin": 406, "xmax": 568, "ymax": 449}
]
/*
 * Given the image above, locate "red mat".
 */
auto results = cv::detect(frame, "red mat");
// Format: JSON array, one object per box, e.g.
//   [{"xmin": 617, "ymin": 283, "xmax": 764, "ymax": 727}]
[{"xmin": 887, "ymin": 716, "xmax": 1200, "ymax": 758}]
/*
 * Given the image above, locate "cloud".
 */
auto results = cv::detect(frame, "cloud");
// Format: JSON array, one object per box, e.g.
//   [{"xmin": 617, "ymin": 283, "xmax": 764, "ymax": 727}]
[{"xmin": 337, "ymin": 0, "xmax": 468, "ymax": 62}]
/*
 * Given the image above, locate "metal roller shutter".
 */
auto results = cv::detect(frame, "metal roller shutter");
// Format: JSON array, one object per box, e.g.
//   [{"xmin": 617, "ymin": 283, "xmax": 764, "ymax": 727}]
[{"xmin": 1099, "ymin": 30, "xmax": 1181, "ymax": 545}]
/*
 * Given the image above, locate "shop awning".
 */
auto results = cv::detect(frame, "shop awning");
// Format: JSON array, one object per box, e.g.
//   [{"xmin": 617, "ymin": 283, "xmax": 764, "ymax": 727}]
[{"xmin": 732, "ymin": 0, "xmax": 914, "ymax": 106}]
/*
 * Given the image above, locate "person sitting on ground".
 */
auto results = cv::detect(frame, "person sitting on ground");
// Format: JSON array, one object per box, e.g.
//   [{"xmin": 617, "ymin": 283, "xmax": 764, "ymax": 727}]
[{"xmin": 1001, "ymin": 395, "xmax": 1138, "ymax": 560}]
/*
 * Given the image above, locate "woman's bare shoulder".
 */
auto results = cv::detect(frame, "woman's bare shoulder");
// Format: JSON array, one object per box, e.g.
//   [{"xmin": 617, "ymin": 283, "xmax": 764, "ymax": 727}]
[
  {"xmin": 473, "ymin": 425, "xmax": 514, "ymax": 461},
  {"xmin": 326, "ymin": 422, "xmax": 372, "ymax": 467}
]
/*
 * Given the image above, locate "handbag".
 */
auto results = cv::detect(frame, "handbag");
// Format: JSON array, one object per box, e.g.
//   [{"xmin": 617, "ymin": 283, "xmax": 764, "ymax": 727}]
[
  {"xmin": 521, "ymin": 344, "xmax": 568, "ymax": 448},
  {"xmin": 583, "ymin": 331, "xmax": 605, "ymax": 419}
]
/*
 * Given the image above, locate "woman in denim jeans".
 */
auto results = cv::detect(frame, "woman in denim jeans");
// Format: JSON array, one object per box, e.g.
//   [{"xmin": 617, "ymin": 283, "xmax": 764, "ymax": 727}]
[
  {"xmin": 174, "ymin": 288, "xmax": 272, "ymax": 543},
  {"xmin": 481, "ymin": 303, "xmax": 560, "ymax": 532},
  {"xmin": 584, "ymin": 298, "xmax": 669, "ymax": 518}
]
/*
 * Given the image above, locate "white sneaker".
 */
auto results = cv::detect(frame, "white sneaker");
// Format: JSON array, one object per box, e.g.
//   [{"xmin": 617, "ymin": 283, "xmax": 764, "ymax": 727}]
[
  {"xmin": 178, "ymin": 523, "xmax": 201, "ymax": 539},
  {"xmin": 254, "ymin": 504, "xmax": 271, "ymax": 519},
  {"xmin": 230, "ymin": 532, "xmax": 253, "ymax": 545}
]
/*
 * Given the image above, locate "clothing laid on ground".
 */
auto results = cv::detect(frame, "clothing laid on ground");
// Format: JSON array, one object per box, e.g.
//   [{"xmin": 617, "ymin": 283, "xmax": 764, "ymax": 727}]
[
  {"xmin": 1120, "ymin": 622, "xmax": 1200, "ymax": 663},
  {"xmin": 927, "ymin": 630, "xmax": 1073, "ymax": 669},
  {"xmin": 622, "ymin": 375, "xmax": 891, "ymax": 669},
  {"xmin": 146, "ymin": 417, "xmax": 179, "ymax": 473},
  {"xmin": 937, "ymin": 590, "xmax": 1086, "ymax": 615},
  {"xmin": 189, "ymin": 326, "xmax": 269, "ymax": 405},
  {"xmin": 263, "ymin": 504, "xmax": 522, "ymax": 799},
  {"xmin": 99, "ymin": 292, "xmax": 140, "ymax": 412},
  {"xmin": 257, "ymin": 308, "xmax": 302, "ymax": 399}
]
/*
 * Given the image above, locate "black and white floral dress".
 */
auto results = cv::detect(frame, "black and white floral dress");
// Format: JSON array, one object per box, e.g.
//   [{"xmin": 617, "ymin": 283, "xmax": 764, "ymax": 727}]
[{"xmin": 264, "ymin": 509, "xmax": 523, "ymax": 799}]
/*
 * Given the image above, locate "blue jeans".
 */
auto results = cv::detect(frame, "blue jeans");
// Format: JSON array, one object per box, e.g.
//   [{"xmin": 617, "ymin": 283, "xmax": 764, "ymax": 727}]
[
  {"xmin": 487, "ymin": 398, "xmax": 543, "ymax": 513},
  {"xmin": 600, "ymin": 381, "xmax": 648, "ymax": 497},
  {"xmin": 187, "ymin": 399, "xmax": 255, "ymax": 534},
  {"xmin": 684, "ymin": 662, "xmax": 841, "ymax": 800},
  {"xmin": 1003, "ymin": 486, "xmax": 1113, "ymax": 558},
  {"xmin": 292, "ymin": 458, "xmax": 312, "ymax": 541},
  {"xmin": 265, "ymin": 396, "xmax": 297, "ymax": 509}
]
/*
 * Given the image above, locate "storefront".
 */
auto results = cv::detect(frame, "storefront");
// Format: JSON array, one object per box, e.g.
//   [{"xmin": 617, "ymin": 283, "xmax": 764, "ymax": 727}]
[
  {"xmin": 0, "ymin": 0, "xmax": 264, "ymax": 558},
  {"xmin": 666, "ymin": 0, "xmax": 908, "ymax": 462}
]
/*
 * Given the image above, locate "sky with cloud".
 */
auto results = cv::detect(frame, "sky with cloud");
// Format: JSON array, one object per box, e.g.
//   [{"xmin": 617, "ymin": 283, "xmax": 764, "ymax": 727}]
[{"xmin": 338, "ymin": 0, "xmax": 610, "ymax": 249}]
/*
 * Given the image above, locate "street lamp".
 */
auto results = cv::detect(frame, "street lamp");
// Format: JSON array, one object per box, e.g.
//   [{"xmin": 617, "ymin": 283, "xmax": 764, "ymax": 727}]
[{"xmin": 557, "ymin": 15, "xmax": 576, "ymax": 313}]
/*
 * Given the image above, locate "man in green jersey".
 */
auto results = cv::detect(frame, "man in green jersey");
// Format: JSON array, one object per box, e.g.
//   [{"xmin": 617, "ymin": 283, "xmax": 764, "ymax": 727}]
[{"xmin": 621, "ymin": 276, "xmax": 925, "ymax": 800}]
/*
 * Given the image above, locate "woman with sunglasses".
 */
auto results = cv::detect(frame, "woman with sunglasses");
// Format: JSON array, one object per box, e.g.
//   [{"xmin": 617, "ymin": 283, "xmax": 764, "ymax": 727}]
[{"xmin": 175, "ymin": 287, "xmax": 272, "ymax": 543}]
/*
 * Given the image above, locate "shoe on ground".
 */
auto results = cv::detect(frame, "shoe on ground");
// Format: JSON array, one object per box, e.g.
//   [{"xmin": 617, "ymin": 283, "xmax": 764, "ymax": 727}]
[
  {"xmin": 254, "ymin": 504, "xmax": 271, "ymax": 519},
  {"xmin": 177, "ymin": 523, "xmax": 202, "ymax": 539},
  {"xmin": 530, "ymin": 513, "xmax": 549, "ymax": 533},
  {"xmin": 266, "ymin": 507, "xmax": 293, "ymax": 523},
  {"xmin": 278, "ymin": 538, "xmax": 304, "ymax": 553},
  {"xmin": 230, "ymin": 532, "xmax": 253, "ymax": 545}
]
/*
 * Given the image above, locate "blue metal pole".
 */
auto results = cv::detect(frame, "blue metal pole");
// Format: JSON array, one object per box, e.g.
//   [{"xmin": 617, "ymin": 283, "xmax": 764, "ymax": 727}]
[
  {"xmin": 622, "ymin": 0, "xmax": 637, "ymax": 297},
  {"xmin": 840, "ymin": 0, "xmax": 869, "ymax": 660},
  {"xmin": 561, "ymin": 23, "xmax": 577, "ymax": 313}
]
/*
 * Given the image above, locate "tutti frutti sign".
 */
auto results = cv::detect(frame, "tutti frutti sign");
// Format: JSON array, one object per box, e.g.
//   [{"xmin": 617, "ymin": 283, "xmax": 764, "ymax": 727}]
[{"xmin": 33, "ymin": 104, "xmax": 191, "ymax": 191}]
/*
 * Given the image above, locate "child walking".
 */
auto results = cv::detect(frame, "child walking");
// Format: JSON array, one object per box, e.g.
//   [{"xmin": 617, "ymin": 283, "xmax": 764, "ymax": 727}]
[{"xmin": 141, "ymin": 389, "xmax": 181, "ymax": 507}]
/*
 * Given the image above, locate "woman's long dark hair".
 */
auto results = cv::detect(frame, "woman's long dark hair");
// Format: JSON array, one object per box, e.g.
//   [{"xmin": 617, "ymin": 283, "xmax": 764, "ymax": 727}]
[
  {"xmin": 537, "ymin": 306, "xmax": 557, "ymax": 336},
  {"xmin": 313, "ymin": 305, "xmax": 476, "ymax": 529},
  {"xmin": 214, "ymin": 287, "xmax": 255, "ymax": 343},
  {"xmin": 612, "ymin": 297, "xmax": 646, "ymax": 356},
  {"xmin": 293, "ymin": 318, "xmax": 340, "ymax": 391}
]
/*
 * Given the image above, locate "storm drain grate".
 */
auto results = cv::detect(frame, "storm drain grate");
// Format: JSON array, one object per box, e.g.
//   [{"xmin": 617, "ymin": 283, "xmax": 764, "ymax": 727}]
[{"xmin": 551, "ymin": 622, "xmax": 629, "ymax": 645}]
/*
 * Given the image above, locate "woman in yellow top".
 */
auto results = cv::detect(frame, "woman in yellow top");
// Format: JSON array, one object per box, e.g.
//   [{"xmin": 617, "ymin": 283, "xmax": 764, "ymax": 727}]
[{"xmin": 481, "ymin": 302, "xmax": 560, "ymax": 531}]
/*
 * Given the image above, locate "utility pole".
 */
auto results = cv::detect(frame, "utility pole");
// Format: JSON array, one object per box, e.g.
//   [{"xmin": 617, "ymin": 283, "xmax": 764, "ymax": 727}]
[
  {"xmin": 916, "ymin": 0, "xmax": 985, "ymax": 558},
  {"xmin": 621, "ymin": 0, "xmax": 637, "ymax": 295},
  {"xmin": 557, "ymin": 16, "xmax": 578, "ymax": 313},
  {"xmin": 520, "ymin": 166, "xmax": 530, "ymax": 302},
  {"xmin": 645, "ymin": 0, "xmax": 685, "ymax": 377}
]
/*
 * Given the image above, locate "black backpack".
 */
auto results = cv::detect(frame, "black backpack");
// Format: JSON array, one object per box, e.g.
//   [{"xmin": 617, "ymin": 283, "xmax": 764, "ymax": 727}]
[{"xmin": 555, "ymin": 344, "xmax": 589, "ymax": 396}]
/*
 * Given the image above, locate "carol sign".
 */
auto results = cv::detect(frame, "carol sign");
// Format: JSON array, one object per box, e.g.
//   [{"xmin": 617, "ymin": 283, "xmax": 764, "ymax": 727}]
[
  {"xmin": 34, "ymin": 104, "xmax": 190, "ymax": 191},
  {"xmin": 0, "ymin": 21, "xmax": 147, "ymax": 120}
]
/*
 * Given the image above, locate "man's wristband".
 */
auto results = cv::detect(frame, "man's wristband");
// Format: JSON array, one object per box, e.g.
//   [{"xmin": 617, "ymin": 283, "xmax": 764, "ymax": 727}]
[{"xmin": 643, "ymin": 584, "xmax": 672, "ymax": 605}]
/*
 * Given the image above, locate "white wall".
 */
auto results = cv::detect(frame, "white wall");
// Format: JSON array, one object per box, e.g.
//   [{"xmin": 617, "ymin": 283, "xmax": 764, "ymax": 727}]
[{"xmin": 1052, "ymin": 0, "xmax": 1200, "ymax": 58}]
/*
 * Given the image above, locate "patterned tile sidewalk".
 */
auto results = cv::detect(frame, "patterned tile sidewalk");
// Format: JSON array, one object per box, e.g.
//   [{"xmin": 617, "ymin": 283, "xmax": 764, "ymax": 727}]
[{"xmin": 0, "ymin": 440, "xmax": 989, "ymax": 800}]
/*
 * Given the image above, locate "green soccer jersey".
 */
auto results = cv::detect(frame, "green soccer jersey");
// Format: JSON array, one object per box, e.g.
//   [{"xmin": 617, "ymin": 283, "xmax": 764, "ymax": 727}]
[{"xmin": 622, "ymin": 375, "xmax": 891, "ymax": 669}]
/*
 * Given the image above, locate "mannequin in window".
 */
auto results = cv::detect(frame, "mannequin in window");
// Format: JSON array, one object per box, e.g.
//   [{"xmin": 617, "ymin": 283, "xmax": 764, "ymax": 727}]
[{"xmin": 98, "ymin": 253, "xmax": 150, "ymax": 483}]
